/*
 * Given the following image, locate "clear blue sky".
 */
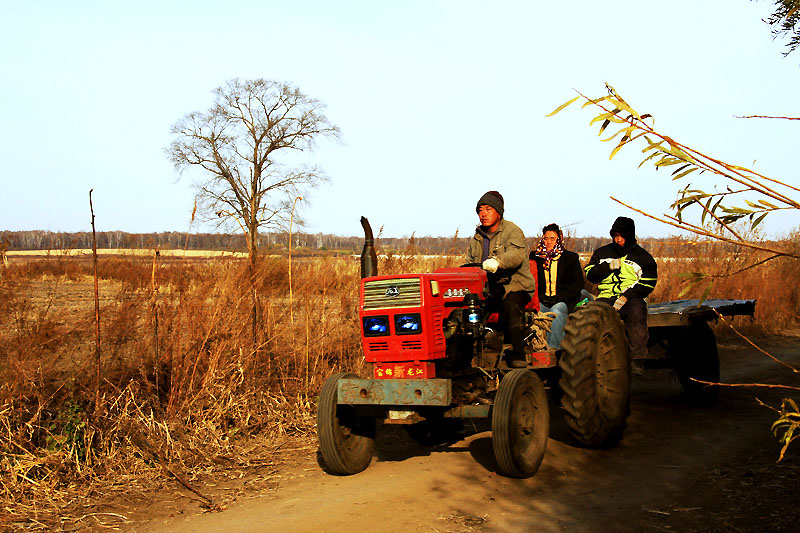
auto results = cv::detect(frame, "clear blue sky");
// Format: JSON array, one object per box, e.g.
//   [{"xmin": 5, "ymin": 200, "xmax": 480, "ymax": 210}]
[{"xmin": 2, "ymin": 1, "xmax": 797, "ymax": 239}]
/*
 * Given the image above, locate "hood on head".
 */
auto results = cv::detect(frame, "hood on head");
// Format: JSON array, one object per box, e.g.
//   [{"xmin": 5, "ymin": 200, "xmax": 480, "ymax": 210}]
[{"xmin": 610, "ymin": 216, "xmax": 636, "ymax": 246}]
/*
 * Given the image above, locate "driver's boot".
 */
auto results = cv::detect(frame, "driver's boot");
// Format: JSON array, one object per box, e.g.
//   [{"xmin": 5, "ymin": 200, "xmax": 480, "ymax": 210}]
[{"xmin": 504, "ymin": 350, "xmax": 528, "ymax": 368}]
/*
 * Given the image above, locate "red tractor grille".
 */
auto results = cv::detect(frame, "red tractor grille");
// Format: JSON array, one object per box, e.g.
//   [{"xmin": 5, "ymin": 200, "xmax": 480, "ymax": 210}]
[
  {"xmin": 401, "ymin": 340, "xmax": 422, "ymax": 350},
  {"xmin": 367, "ymin": 341, "xmax": 389, "ymax": 352},
  {"xmin": 363, "ymin": 278, "xmax": 421, "ymax": 310}
]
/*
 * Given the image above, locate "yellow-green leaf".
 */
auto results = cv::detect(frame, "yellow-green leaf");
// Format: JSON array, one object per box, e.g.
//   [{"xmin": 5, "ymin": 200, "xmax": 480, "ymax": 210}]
[
  {"xmin": 698, "ymin": 279, "xmax": 714, "ymax": 305},
  {"xmin": 677, "ymin": 280, "xmax": 696, "ymax": 298},
  {"xmin": 581, "ymin": 95, "xmax": 610, "ymax": 109},
  {"xmin": 589, "ymin": 109, "xmax": 623, "ymax": 126},
  {"xmin": 672, "ymin": 167, "xmax": 698, "ymax": 181},
  {"xmin": 654, "ymin": 157, "xmax": 684, "ymax": 167},
  {"xmin": 641, "ymin": 137, "xmax": 664, "ymax": 153},
  {"xmin": 701, "ymin": 197, "xmax": 713, "ymax": 225},
  {"xmin": 744, "ymin": 199, "xmax": 761, "ymax": 209},
  {"xmin": 752, "ymin": 211, "xmax": 768, "ymax": 229},
  {"xmin": 638, "ymin": 151, "xmax": 661, "ymax": 168},
  {"xmin": 546, "ymin": 95, "xmax": 580, "ymax": 117},
  {"xmin": 600, "ymin": 125, "xmax": 636, "ymax": 142},
  {"xmin": 607, "ymin": 97, "xmax": 640, "ymax": 120},
  {"xmin": 759, "ymin": 199, "xmax": 779, "ymax": 209},
  {"xmin": 609, "ymin": 139, "xmax": 628, "ymax": 159}
]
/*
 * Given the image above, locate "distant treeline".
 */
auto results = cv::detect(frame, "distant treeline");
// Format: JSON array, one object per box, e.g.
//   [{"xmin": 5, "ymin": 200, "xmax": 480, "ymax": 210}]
[{"xmin": 0, "ymin": 229, "xmax": 755, "ymax": 257}]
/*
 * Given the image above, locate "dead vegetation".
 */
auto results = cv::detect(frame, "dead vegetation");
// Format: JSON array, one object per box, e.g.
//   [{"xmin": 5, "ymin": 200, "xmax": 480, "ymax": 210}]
[
  {"xmin": 0, "ymin": 253, "xmax": 367, "ymax": 529},
  {"xmin": 0, "ymin": 240, "xmax": 798, "ymax": 529},
  {"xmin": 646, "ymin": 229, "xmax": 800, "ymax": 336}
]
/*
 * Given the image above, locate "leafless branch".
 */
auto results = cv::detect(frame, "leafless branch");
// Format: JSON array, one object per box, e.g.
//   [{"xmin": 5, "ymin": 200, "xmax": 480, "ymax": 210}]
[
  {"xmin": 714, "ymin": 310, "xmax": 800, "ymax": 374},
  {"xmin": 691, "ymin": 379, "xmax": 800, "ymax": 391},
  {"xmin": 735, "ymin": 114, "xmax": 800, "ymax": 120}
]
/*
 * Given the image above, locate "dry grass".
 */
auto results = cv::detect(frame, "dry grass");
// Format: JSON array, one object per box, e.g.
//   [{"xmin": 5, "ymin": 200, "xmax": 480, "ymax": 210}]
[
  {"xmin": 0, "ymin": 238, "xmax": 798, "ymax": 529},
  {"xmin": 647, "ymin": 232, "xmax": 800, "ymax": 335},
  {"xmin": 0, "ymin": 253, "xmax": 366, "ymax": 529},
  {"xmin": 6, "ymin": 249, "xmax": 249, "ymax": 258}
]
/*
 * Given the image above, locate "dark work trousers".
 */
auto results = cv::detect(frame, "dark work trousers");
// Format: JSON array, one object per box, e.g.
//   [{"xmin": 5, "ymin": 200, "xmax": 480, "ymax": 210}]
[
  {"xmin": 599, "ymin": 296, "xmax": 648, "ymax": 358},
  {"xmin": 487, "ymin": 290, "xmax": 532, "ymax": 360}
]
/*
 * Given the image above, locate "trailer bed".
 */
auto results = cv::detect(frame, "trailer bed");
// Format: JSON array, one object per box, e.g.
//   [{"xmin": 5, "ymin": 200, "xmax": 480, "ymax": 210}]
[{"xmin": 646, "ymin": 299, "xmax": 756, "ymax": 328}]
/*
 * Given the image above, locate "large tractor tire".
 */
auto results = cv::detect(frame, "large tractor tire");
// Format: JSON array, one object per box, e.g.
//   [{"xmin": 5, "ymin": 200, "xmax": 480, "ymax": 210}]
[
  {"xmin": 558, "ymin": 301, "xmax": 631, "ymax": 448},
  {"xmin": 671, "ymin": 322, "xmax": 720, "ymax": 406},
  {"xmin": 317, "ymin": 372, "xmax": 376, "ymax": 475},
  {"xmin": 492, "ymin": 369, "xmax": 549, "ymax": 478}
]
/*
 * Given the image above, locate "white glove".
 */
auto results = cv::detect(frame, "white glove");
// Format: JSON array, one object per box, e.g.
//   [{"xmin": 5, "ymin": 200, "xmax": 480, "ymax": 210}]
[
  {"xmin": 613, "ymin": 296, "xmax": 627, "ymax": 311},
  {"xmin": 609, "ymin": 258, "xmax": 622, "ymax": 270},
  {"xmin": 482, "ymin": 258, "xmax": 500, "ymax": 273}
]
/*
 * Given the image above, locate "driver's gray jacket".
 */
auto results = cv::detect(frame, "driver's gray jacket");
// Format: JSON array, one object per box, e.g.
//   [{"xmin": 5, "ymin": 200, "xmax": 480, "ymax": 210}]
[{"xmin": 466, "ymin": 219, "xmax": 536, "ymax": 296}]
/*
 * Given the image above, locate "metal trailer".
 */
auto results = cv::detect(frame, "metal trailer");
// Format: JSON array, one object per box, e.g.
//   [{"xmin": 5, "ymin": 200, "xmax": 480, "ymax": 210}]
[{"xmin": 642, "ymin": 298, "xmax": 757, "ymax": 405}]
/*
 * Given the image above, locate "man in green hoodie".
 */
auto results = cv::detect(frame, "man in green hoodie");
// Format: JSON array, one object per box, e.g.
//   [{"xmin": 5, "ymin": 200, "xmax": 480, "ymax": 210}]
[
  {"xmin": 466, "ymin": 191, "xmax": 536, "ymax": 368},
  {"xmin": 585, "ymin": 216, "xmax": 658, "ymax": 358}
]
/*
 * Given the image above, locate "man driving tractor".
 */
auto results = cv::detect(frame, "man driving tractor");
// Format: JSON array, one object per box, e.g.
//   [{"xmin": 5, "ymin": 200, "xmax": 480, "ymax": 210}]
[{"xmin": 466, "ymin": 191, "xmax": 536, "ymax": 368}]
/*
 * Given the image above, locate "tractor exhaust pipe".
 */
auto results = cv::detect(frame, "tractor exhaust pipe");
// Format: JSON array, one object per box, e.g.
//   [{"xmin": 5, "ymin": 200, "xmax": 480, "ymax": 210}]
[{"xmin": 360, "ymin": 216, "xmax": 378, "ymax": 278}]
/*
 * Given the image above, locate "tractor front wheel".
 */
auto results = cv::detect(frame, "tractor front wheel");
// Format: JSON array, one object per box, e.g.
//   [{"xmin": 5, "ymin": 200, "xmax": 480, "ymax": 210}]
[
  {"xmin": 317, "ymin": 372, "xmax": 376, "ymax": 475},
  {"xmin": 492, "ymin": 369, "xmax": 549, "ymax": 478}
]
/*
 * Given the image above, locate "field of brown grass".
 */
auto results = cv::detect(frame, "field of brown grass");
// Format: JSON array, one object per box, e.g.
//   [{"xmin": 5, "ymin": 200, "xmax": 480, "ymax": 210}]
[
  {"xmin": 6, "ymin": 249, "xmax": 248, "ymax": 258},
  {"xmin": 1, "ymin": 239, "xmax": 798, "ymax": 529}
]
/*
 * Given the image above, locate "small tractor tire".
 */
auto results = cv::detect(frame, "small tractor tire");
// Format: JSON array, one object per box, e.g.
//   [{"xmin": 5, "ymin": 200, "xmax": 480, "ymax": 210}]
[
  {"xmin": 492, "ymin": 369, "xmax": 549, "ymax": 478},
  {"xmin": 558, "ymin": 301, "xmax": 631, "ymax": 448},
  {"xmin": 317, "ymin": 372, "xmax": 376, "ymax": 475},
  {"xmin": 672, "ymin": 322, "xmax": 720, "ymax": 406}
]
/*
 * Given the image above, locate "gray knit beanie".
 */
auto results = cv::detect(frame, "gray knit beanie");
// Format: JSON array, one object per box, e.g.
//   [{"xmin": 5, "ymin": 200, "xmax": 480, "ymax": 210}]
[{"xmin": 476, "ymin": 190, "xmax": 504, "ymax": 217}]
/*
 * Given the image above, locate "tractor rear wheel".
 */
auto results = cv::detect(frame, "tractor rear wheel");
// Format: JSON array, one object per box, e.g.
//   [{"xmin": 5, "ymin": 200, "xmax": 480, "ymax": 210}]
[
  {"xmin": 672, "ymin": 322, "xmax": 720, "ymax": 406},
  {"xmin": 492, "ymin": 369, "xmax": 549, "ymax": 478},
  {"xmin": 317, "ymin": 372, "xmax": 376, "ymax": 475},
  {"xmin": 558, "ymin": 301, "xmax": 630, "ymax": 448}
]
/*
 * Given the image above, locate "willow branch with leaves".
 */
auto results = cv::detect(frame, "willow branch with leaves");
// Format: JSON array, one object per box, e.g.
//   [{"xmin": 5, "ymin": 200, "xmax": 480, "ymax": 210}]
[{"xmin": 548, "ymin": 84, "xmax": 800, "ymax": 267}]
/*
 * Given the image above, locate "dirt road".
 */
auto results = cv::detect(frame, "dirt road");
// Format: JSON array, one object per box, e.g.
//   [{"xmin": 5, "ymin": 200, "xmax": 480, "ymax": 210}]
[{"xmin": 134, "ymin": 338, "xmax": 800, "ymax": 532}]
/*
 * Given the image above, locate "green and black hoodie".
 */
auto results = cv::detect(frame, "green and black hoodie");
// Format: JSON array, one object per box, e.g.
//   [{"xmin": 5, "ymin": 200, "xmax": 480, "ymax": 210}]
[{"xmin": 585, "ymin": 217, "xmax": 658, "ymax": 300}]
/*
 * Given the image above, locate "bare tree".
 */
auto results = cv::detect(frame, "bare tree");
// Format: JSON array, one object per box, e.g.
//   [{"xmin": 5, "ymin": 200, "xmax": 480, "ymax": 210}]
[
  {"xmin": 167, "ymin": 78, "xmax": 340, "ymax": 352},
  {"xmin": 167, "ymin": 78, "xmax": 341, "ymax": 264}
]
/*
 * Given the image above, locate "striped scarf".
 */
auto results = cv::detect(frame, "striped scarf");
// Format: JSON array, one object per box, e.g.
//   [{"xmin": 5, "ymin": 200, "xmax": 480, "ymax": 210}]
[{"xmin": 534, "ymin": 231, "xmax": 565, "ymax": 269}]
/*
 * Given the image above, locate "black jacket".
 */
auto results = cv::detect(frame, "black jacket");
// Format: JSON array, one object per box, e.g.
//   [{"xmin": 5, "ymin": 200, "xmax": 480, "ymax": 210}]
[
  {"xmin": 585, "ymin": 217, "xmax": 658, "ymax": 300},
  {"xmin": 530, "ymin": 249, "xmax": 584, "ymax": 311}
]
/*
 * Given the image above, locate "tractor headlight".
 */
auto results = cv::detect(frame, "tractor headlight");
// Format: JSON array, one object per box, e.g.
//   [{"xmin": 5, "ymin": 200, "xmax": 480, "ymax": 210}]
[
  {"xmin": 394, "ymin": 313, "xmax": 422, "ymax": 335},
  {"xmin": 363, "ymin": 316, "xmax": 389, "ymax": 336}
]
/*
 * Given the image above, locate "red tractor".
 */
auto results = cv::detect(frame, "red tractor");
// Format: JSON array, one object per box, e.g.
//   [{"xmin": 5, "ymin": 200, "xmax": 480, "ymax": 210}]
[{"xmin": 317, "ymin": 218, "xmax": 754, "ymax": 478}]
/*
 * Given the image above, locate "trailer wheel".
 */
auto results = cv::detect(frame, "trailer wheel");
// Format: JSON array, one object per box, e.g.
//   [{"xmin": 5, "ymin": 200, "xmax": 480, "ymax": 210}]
[
  {"xmin": 558, "ymin": 301, "xmax": 630, "ymax": 447},
  {"xmin": 673, "ymin": 322, "xmax": 720, "ymax": 406},
  {"xmin": 317, "ymin": 372, "xmax": 376, "ymax": 475},
  {"xmin": 492, "ymin": 369, "xmax": 549, "ymax": 478}
]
